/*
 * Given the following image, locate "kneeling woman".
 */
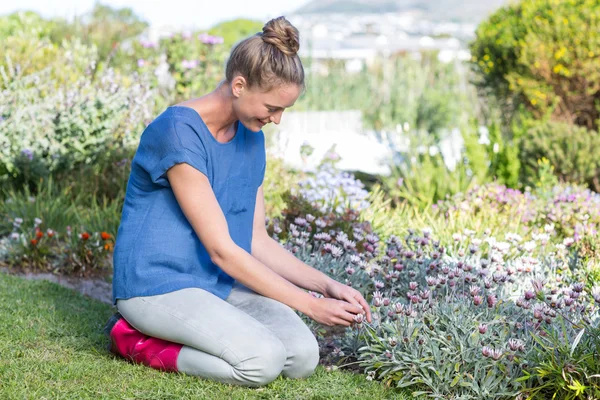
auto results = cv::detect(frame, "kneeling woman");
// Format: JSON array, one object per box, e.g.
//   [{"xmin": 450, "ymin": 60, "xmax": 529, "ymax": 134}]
[{"xmin": 105, "ymin": 16, "xmax": 371, "ymax": 387}]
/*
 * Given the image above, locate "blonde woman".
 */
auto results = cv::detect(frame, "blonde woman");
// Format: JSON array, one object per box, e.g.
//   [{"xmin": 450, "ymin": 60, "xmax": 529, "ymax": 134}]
[{"xmin": 105, "ymin": 16, "xmax": 371, "ymax": 387}]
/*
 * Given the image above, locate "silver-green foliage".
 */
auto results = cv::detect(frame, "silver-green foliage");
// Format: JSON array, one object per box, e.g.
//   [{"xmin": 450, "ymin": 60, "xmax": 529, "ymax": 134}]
[{"xmin": 0, "ymin": 43, "xmax": 155, "ymax": 181}]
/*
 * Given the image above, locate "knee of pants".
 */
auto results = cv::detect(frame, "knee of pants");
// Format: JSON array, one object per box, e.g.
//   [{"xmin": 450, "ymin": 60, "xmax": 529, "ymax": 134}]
[
  {"xmin": 282, "ymin": 333, "xmax": 320, "ymax": 379},
  {"xmin": 237, "ymin": 338, "xmax": 287, "ymax": 387}
]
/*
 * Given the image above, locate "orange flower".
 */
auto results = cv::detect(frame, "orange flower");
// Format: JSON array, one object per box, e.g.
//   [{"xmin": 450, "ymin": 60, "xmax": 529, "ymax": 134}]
[
  {"xmin": 36, "ymin": 231, "xmax": 44, "ymax": 239},
  {"xmin": 30, "ymin": 239, "xmax": 38, "ymax": 246},
  {"xmin": 101, "ymin": 231, "xmax": 112, "ymax": 240},
  {"xmin": 80, "ymin": 232, "xmax": 90, "ymax": 241},
  {"xmin": 104, "ymin": 243, "xmax": 114, "ymax": 251}
]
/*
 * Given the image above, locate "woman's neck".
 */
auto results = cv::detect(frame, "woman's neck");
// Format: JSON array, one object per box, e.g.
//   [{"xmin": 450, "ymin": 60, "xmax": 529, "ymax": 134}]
[{"xmin": 180, "ymin": 82, "xmax": 238, "ymax": 142}]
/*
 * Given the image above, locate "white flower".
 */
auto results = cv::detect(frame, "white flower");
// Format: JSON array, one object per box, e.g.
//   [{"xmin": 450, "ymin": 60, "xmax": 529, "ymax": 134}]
[
  {"xmin": 523, "ymin": 241, "xmax": 536, "ymax": 252},
  {"xmin": 10, "ymin": 232, "xmax": 20, "ymax": 241},
  {"xmin": 563, "ymin": 238, "xmax": 575, "ymax": 247},
  {"xmin": 505, "ymin": 233, "xmax": 522, "ymax": 243},
  {"xmin": 452, "ymin": 233, "xmax": 463, "ymax": 242},
  {"xmin": 532, "ymin": 233, "xmax": 550, "ymax": 244},
  {"xmin": 34, "ymin": 217, "xmax": 42, "ymax": 226},
  {"xmin": 544, "ymin": 223, "xmax": 555, "ymax": 233},
  {"xmin": 463, "ymin": 229, "xmax": 476, "ymax": 237}
]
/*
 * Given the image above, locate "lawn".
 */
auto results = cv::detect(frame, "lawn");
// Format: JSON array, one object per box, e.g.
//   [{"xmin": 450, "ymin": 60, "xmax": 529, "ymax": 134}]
[{"xmin": 0, "ymin": 272, "xmax": 410, "ymax": 399}]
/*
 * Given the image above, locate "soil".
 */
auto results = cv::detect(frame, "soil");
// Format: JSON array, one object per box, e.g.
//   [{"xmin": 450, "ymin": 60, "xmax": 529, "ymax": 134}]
[{"xmin": 1, "ymin": 267, "xmax": 113, "ymax": 305}]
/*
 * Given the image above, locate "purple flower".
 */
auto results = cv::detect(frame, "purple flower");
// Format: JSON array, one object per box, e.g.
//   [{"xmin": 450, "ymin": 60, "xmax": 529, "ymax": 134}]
[
  {"xmin": 139, "ymin": 38, "xmax": 158, "ymax": 49},
  {"xmin": 487, "ymin": 294, "xmax": 498, "ymax": 308},
  {"xmin": 21, "ymin": 148, "xmax": 34, "ymax": 161},
  {"xmin": 181, "ymin": 59, "xmax": 199, "ymax": 69},
  {"xmin": 478, "ymin": 324, "xmax": 488, "ymax": 334},
  {"xmin": 198, "ymin": 33, "xmax": 224, "ymax": 45},
  {"xmin": 137, "ymin": 59, "xmax": 146, "ymax": 68},
  {"xmin": 508, "ymin": 339, "xmax": 525, "ymax": 352},
  {"xmin": 482, "ymin": 346, "xmax": 493, "ymax": 357}
]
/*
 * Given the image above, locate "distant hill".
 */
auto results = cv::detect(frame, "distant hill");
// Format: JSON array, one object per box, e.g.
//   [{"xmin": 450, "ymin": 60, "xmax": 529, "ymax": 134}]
[{"xmin": 293, "ymin": 0, "xmax": 510, "ymax": 23}]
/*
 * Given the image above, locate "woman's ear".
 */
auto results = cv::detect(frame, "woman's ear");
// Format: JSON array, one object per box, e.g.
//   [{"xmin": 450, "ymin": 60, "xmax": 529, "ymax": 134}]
[{"xmin": 231, "ymin": 76, "xmax": 247, "ymax": 98}]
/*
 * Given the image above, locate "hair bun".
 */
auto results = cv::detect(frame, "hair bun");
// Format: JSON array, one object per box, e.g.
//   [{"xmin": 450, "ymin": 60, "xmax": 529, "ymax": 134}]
[{"xmin": 261, "ymin": 16, "xmax": 300, "ymax": 57}]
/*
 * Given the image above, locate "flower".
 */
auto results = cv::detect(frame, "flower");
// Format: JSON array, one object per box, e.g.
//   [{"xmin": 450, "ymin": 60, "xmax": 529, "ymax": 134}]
[
  {"xmin": 21, "ymin": 148, "xmax": 34, "ymax": 161},
  {"xmin": 181, "ymin": 59, "xmax": 199, "ymax": 69},
  {"xmin": 491, "ymin": 349, "xmax": 503, "ymax": 361},
  {"xmin": 80, "ymin": 232, "xmax": 90, "ymax": 241},
  {"xmin": 478, "ymin": 323, "xmax": 488, "ymax": 334},
  {"xmin": 46, "ymin": 229, "xmax": 55, "ymax": 237},
  {"xmin": 591, "ymin": 286, "xmax": 600, "ymax": 304},
  {"xmin": 101, "ymin": 232, "xmax": 112, "ymax": 240},
  {"xmin": 35, "ymin": 231, "xmax": 43, "ymax": 239},
  {"xmin": 10, "ymin": 232, "xmax": 20, "ymax": 241},
  {"xmin": 30, "ymin": 239, "xmax": 38, "ymax": 246},
  {"xmin": 508, "ymin": 339, "xmax": 525, "ymax": 352},
  {"xmin": 137, "ymin": 59, "xmax": 146, "ymax": 68},
  {"xmin": 197, "ymin": 33, "xmax": 224, "ymax": 45},
  {"xmin": 34, "ymin": 218, "xmax": 42, "ymax": 226},
  {"xmin": 482, "ymin": 346, "xmax": 493, "ymax": 357},
  {"xmin": 487, "ymin": 294, "xmax": 498, "ymax": 308}
]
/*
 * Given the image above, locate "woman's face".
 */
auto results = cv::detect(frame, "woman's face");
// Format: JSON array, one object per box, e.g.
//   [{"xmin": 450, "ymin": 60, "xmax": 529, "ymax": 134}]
[{"xmin": 232, "ymin": 78, "xmax": 301, "ymax": 132}]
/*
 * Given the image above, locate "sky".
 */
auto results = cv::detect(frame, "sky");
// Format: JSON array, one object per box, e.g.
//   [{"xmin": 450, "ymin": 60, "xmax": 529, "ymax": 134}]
[{"xmin": 0, "ymin": 0, "xmax": 310, "ymax": 30}]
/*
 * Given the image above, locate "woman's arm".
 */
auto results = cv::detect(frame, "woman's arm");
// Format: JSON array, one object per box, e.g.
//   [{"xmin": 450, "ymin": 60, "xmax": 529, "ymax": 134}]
[
  {"xmin": 251, "ymin": 186, "xmax": 372, "ymax": 322},
  {"xmin": 251, "ymin": 188, "xmax": 334, "ymax": 294},
  {"xmin": 167, "ymin": 163, "xmax": 364, "ymax": 326}
]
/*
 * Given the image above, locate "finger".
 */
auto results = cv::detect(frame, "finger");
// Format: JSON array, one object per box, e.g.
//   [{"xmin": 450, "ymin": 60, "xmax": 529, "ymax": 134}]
[
  {"xmin": 341, "ymin": 292, "xmax": 362, "ymax": 309},
  {"xmin": 340, "ymin": 300, "xmax": 363, "ymax": 315},
  {"xmin": 331, "ymin": 316, "xmax": 352, "ymax": 327},
  {"xmin": 336, "ymin": 310, "xmax": 360, "ymax": 324},
  {"xmin": 355, "ymin": 294, "xmax": 372, "ymax": 323}
]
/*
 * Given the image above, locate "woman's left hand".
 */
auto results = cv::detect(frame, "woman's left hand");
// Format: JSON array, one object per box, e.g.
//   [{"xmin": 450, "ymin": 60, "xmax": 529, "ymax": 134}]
[{"xmin": 323, "ymin": 279, "xmax": 372, "ymax": 323}]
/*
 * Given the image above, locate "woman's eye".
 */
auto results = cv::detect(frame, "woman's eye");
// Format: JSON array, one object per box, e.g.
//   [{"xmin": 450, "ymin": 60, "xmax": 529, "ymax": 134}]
[{"xmin": 267, "ymin": 108, "xmax": 276, "ymax": 113}]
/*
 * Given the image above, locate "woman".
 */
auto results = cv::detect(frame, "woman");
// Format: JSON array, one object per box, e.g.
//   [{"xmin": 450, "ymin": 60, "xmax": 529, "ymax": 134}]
[{"xmin": 105, "ymin": 16, "xmax": 372, "ymax": 387}]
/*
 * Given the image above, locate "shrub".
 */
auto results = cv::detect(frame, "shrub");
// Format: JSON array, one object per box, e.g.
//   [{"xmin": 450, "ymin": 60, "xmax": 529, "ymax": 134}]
[
  {"xmin": 519, "ymin": 121, "xmax": 600, "ymax": 192},
  {"xmin": 470, "ymin": 0, "xmax": 600, "ymax": 130},
  {"xmin": 0, "ymin": 41, "xmax": 155, "ymax": 189}
]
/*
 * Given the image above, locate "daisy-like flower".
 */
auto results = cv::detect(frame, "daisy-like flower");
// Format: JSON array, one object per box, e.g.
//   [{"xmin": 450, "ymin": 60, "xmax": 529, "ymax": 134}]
[
  {"xmin": 478, "ymin": 324, "xmax": 488, "ymax": 334},
  {"xmin": 591, "ymin": 286, "xmax": 600, "ymax": 304},
  {"xmin": 315, "ymin": 219, "xmax": 327, "ymax": 229},
  {"xmin": 314, "ymin": 233, "xmax": 331, "ymax": 242},
  {"xmin": 491, "ymin": 349, "xmax": 503, "ymax": 361},
  {"xmin": 523, "ymin": 241, "xmax": 536, "ymax": 252},
  {"xmin": 508, "ymin": 338, "xmax": 525, "ymax": 352},
  {"xmin": 482, "ymin": 346, "xmax": 493, "ymax": 357},
  {"xmin": 505, "ymin": 233, "xmax": 522, "ymax": 243}
]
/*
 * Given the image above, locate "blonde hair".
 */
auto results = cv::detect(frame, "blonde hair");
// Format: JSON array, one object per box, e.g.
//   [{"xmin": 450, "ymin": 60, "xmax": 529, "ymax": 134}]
[{"xmin": 225, "ymin": 16, "xmax": 305, "ymax": 92}]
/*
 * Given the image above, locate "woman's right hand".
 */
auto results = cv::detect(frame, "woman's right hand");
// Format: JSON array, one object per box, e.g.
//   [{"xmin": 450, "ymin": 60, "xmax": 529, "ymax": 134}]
[{"xmin": 306, "ymin": 297, "xmax": 365, "ymax": 327}]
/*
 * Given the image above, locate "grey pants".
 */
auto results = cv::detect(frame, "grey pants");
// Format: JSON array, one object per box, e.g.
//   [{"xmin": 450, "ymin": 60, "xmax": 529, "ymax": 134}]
[{"xmin": 116, "ymin": 282, "xmax": 320, "ymax": 387}]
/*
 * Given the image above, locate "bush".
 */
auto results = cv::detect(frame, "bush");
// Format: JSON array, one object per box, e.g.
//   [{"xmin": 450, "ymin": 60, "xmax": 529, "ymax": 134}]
[
  {"xmin": 0, "ymin": 39, "xmax": 156, "ymax": 189},
  {"xmin": 519, "ymin": 121, "xmax": 600, "ymax": 192},
  {"xmin": 381, "ymin": 121, "xmax": 491, "ymax": 210},
  {"xmin": 273, "ymin": 209, "xmax": 599, "ymax": 399},
  {"xmin": 470, "ymin": 0, "xmax": 600, "ymax": 130}
]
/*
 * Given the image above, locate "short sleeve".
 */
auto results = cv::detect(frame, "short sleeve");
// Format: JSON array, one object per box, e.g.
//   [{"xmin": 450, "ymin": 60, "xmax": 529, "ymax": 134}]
[
  {"xmin": 136, "ymin": 114, "xmax": 208, "ymax": 187},
  {"xmin": 257, "ymin": 131, "xmax": 267, "ymax": 187}
]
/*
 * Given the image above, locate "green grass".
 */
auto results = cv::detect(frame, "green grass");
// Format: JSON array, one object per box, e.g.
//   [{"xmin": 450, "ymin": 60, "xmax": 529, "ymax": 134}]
[{"xmin": 0, "ymin": 272, "xmax": 411, "ymax": 399}]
